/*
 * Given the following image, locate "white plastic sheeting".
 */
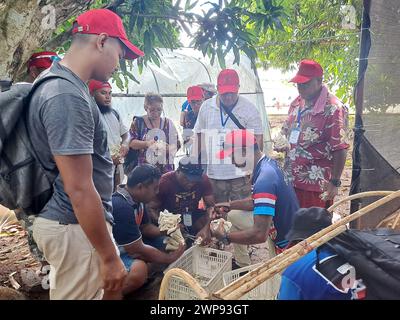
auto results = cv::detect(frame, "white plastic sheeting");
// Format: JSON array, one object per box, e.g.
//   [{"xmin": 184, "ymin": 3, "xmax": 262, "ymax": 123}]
[{"xmin": 111, "ymin": 48, "xmax": 271, "ymax": 150}]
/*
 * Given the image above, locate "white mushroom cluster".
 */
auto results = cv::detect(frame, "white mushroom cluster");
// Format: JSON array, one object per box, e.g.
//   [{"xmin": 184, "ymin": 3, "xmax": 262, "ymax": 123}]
[
  {"xmin": 210, "ymin": 218, "xmax": 232, "ymax": 233},
  {"xmin": 158, "ymin": 210, "xmax": 185, "ymax": 251},
  {"xmin": 273, "ymin": 132, "xmax": 290, "ymax": 150}
]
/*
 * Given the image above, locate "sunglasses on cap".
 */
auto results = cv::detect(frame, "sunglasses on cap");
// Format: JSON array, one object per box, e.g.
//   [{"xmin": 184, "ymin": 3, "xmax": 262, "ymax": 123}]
[{"xmin": 50, "ymin": 56, "xmax": 61, "ymax": 62}]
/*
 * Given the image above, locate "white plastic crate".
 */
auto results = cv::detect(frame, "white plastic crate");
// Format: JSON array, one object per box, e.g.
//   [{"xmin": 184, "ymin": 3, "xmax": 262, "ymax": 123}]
[
  {"xmin": 222, "ymin": 263, "xmax": 281, "ymax": 300},
  {"xmin": 163, "ymin": 246, "xmax": 232, "ymax": 300}
]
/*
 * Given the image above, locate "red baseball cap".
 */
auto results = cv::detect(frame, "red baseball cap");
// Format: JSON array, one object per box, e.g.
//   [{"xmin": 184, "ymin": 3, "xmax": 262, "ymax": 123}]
[
  {"xmin": 187, "ymin": 86, "xmax": 204, "ymax": 103},
  {"xmin": 216, "ymin": 129, "xmax": 256, "ymax": 160},
  {"xmin": 289, "ymin": 59, "xmax": 323, "ymax": 83},
  {"xmin": 217, "ymin": 69, "xmax": 240, "ymax": 94},
  {"xmin": 72, "ymin": 9, "xmax": 144, "ymax": 60},
  {"xmin": 88, "ymin": 80, "xmax": 112, "ymax": 95},
  {"xmin": 28, "ymin": 51, "xmax": 59, "ymax": 70}
]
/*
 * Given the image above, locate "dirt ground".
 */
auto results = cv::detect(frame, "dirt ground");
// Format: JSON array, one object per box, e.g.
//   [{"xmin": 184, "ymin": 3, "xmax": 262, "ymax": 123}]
[{"xmin": 0, "ymin": 115, "xmax": 354, "ymax": 300}]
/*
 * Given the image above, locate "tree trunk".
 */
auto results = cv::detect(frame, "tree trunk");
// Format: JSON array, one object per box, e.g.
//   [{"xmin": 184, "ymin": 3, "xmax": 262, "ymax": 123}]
[{"xmin": 0, "ymin": 0, "xmax": 95, "ymax": 81}]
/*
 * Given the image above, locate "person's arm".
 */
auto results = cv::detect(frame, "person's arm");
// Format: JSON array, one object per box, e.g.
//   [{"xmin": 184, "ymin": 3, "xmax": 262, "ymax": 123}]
[
  {"xmin": 140, "ymin": 223, "xmax": 164, "ymax": 239},
  {"xmin": 120, "ymin": 132, "xmax": 130, "ymax": 158},
  {"xmin": 323, "ymin": 149, "xmax": 347, "ymax": 200},
  {"xmin": 195, "ymin": 194, "xmax": 215, "ymax": 244},
  {"xmin": 212, "ymin": 167, "xmax": 278, "ymax": 245},
  {"xmin": 323, "ymin": 105, "xmax": 350, "ymax": 200},
  {"xmin": 124, "ymin": 238, "xmax": 184, "ymax": 264},
  {"xmin": 213, "ymin": 198, "xmax": 254, "ymax": 219},
  {"xmin": 332, "ymin": 149, "xmax": 347, "ymax": 181},
  {"xmin": 192, "ymin": 103, "xmax": 207, "ymax": 159},
  {"xmin": 212, "ymin": 214, "xmax": 272, "ymax": 245},
  {"xmin": 146, "ymin": 198, "xmax": 163, "ymax": 225},
  {"xmin": 54, "ymin": 154, "xmax": 126, "ymax": 291},
  {"xmin": 180, "ymin": 111, "xmax": 187, "ymax": 127},
  {"xmin": 246, "ymin": 102, "xmax": 264, "ymax": 151},
  {"xmin": 255, "ymin": 134, "xmax": 264, "ymax": 151},
  {"xmin": 129, "ymin": 138, "xmax": 154, "ymax": 150},
  {"xmin": 128, "ymin": 118, "xmax": 154, "ymax": 150}
]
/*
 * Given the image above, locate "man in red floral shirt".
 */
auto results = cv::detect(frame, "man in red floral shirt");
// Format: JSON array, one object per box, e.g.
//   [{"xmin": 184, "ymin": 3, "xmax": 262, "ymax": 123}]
[{"xmin": 275, "ymin": 60, "xmax": 349, "ymax": 208}]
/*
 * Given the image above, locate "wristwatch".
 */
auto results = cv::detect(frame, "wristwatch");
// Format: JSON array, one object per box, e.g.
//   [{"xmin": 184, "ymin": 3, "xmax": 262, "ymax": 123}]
[{"xmin": 329, "ymin": 179, "xmax": 341, "ymax": 187}]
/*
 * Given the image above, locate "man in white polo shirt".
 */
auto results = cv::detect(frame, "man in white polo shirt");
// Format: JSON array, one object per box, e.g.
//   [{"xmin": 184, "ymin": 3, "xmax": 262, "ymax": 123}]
[{"xmin": 194, "ymin": 69, "xmax": 263, "ymax": 267}]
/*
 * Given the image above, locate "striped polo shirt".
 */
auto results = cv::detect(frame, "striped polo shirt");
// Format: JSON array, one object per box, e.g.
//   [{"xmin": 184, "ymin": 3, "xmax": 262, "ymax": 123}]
[{"xmin": 252, "ymin": 156, "xmax": 299, "ymax": 248}]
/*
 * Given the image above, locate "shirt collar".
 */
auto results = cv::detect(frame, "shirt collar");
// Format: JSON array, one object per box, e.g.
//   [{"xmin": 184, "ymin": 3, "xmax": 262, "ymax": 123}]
[{"xmin": 116, "ymin": 185, "xmax": 138, "ymax": 207}]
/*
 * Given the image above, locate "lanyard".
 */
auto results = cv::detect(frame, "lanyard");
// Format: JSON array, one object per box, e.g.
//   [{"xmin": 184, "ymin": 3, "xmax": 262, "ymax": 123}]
[
  {"xmin": 218, "ymin": 97, "xmax": 239, "ymax": 128},
  {"xmin": 296, "ymin": 106, "xmax": 310, "ymax": 128},
  {"xmin": 220, "ymin": 106, "xmax": 230, "ymax": 128}
]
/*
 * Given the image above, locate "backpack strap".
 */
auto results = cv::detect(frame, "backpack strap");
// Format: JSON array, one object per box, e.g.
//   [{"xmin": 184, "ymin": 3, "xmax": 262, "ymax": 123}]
[
  {"xmin": 216, "ymin": 95, "xmax": 244, "ymax": 129},
  {"xmin": 26, "ymin": 74, "xmax": 85, "ymax": 180},
  {"xmin": 111, "ymin": 108, "xmax": 120, "ymax": 121},
  {"xmin": 132, "ymin": 116, "xmax": 144, "ymax": 136}
]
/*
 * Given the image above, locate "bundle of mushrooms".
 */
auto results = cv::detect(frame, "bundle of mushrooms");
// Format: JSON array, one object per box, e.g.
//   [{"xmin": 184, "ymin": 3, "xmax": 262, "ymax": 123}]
[{"xmin": 158, "ymin": 210, "xmax": 185, "ymax": 251}]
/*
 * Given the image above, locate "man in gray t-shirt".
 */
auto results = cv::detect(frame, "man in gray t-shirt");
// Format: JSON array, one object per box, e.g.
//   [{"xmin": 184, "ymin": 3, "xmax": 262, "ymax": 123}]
[
  {"xmin": 29, "ymin": 62, "xmax": 115, "ymax": 225},
  {"xmin": 29, "ymin": 8, "xmax": 144, "ymax": 300}
]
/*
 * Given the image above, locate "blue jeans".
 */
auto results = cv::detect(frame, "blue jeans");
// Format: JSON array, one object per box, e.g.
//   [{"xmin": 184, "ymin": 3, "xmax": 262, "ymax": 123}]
[
  {"xmin": 143, "ymin": 235, "xmax": 166, "ymax": 251},
  {"xmin": 119, "ymin": 236, "xmax": 166, "ymax": 271}
]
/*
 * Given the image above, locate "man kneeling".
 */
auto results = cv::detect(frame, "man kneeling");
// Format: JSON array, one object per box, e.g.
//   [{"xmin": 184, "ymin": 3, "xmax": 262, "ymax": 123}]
[
  {"xmin": 147, "ymin": 156, "xmax": 215, "ymax": 246},
  {"xmin": 112, "ymin": 164, "xmax": 185, "ymax": 296}
]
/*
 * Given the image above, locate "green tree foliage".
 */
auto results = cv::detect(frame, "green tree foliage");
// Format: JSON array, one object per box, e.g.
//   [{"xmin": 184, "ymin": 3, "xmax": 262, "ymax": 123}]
[
  {"xmin": 46, "ymin": 0, "xmax": 362, "ymax": 103},
  {"xmin": 245, "ymin": 0, "xmax": 363, "ymax": 105},
  {"xmin": 47, "ymin": 0, "xmax": 285, "ymax": 90}
]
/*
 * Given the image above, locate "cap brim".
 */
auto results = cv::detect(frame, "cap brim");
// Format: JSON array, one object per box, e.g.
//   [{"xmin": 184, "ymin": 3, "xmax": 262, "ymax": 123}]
[
  {"xmin": 289, "ymin": 74, "xmax": 312, "ymax": 83},
  {"xmin": 286, "ymin": 227, "xmax": 323, "ymax": 242},
  {"xmin": 119, "ymin": 38, "xmax": 144, "ymax": 60},
  {"xmin": 285, "ymin": 229, "xmax": 308, "ymax": 242},
  {"xmin": 218, "ymin": 85, "xmax": 239, "ymax": 94},
  {"xmin": 188, "ymin": 95, "xmax": 203, "ymax": 102},
  {"xmin": 216, "ymin": 148, "xmax": 234, "ymax": 160}
]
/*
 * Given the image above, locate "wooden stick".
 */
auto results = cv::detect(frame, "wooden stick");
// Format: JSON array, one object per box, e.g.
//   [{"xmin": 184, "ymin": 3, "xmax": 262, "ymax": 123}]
[
  {"xmin": 214, "ymin": 189, "xmax": 400, "ymax": 299},
  {"xmin": 375, "ymin": 209, "xmax": 400, "ymax": 228},
  {"xmin": 390, "ymin": 210, "xmax": 400, "ymax": 229},
  {"xmin": 224, "ymin": 225, "xmax": 347, "ymax": 300},
  {"xmin": 159, "ymin": 268, "xmax": 209, "ymax": 300},
  {"xmin": 327, "ymin": 191, "xmax": 393, "ymax": 213},
  {"xmin": 158, "ymin": 190, "xmax": 400, "ymax": 300}
]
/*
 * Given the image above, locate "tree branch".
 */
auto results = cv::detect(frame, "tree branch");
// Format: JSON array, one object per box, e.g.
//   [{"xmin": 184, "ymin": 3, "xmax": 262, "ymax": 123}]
[{"xmin": 44, "ymin": 29, "xmax": 72, "ymax": 50}]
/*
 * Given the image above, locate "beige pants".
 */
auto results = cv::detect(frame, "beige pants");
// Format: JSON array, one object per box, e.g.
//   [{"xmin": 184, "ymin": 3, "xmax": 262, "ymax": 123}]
[
  {"xmin": 209, "ymin": 176, "xmax": 252, "ymax": 203},
  {"xmin": 209, "ymin": 177, "xmax": 252, "ymax": 266},
  {"xmin": 33, "ymin": 217, "xmax": 115, "ymax": 300},
  {"xmin": 228, "ymin": 210, "xmax": 281, "ymax": 299},
  {"xmin": 227, "ymin": 210, "xmax": 276, "ymax": 266}
]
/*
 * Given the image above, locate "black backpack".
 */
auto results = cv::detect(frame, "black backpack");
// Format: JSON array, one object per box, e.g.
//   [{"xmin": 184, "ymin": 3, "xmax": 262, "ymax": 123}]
[
  {"xmin": 0, "ymin": 75, "xmax": 68, "ymax": 214},
  {"xmin": 327, "ymin": 228, "xmax": 400, "ymax": 300}
]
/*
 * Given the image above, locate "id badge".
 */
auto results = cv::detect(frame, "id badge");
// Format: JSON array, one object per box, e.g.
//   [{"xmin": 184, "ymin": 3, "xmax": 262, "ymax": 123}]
[
  {"xmin": 289, "ymin": 128, "xmax": 300, "ymax": 144},
  {"xmin": 183, "ymin": 212, "xmax": 193, "ymax": 227},
  {"xmin": 218, "ymin": 128, "xmax": 227, "ymax": 148}
]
